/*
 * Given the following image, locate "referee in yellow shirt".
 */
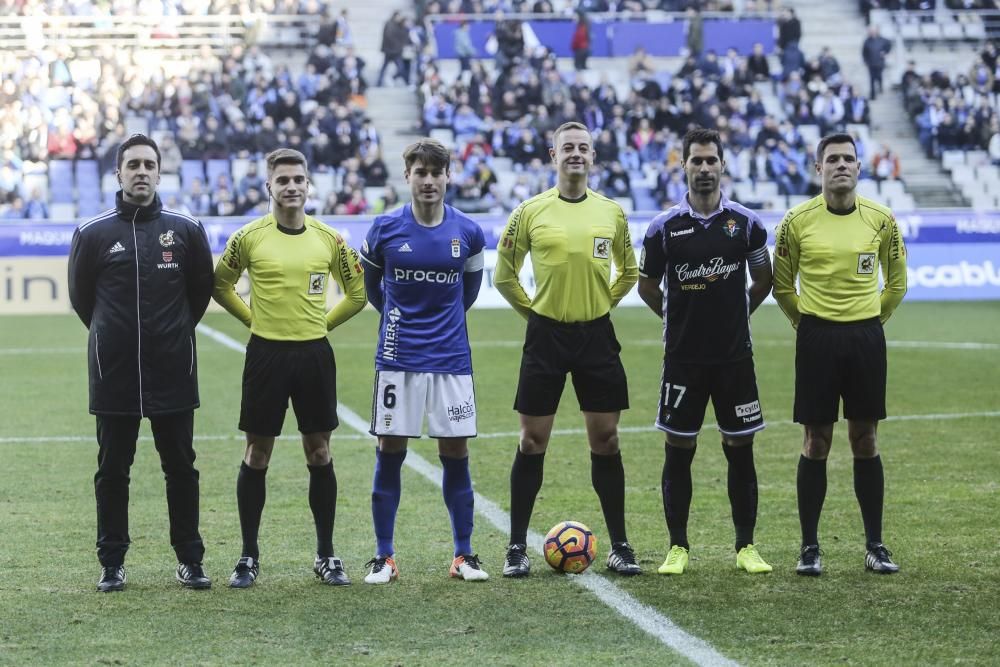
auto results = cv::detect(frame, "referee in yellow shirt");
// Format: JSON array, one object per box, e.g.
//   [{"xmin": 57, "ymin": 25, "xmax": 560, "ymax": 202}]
[
  {"xmin": 213, "ymin": 148, "xmax": 366, "ymax": 588},
  {"xmin": 773, "ymin": 133, "xmax": 907, "ymax": 576},
  {"xmin": 495, "ymin": 121, "xmax": 640, "ymax": 577}
]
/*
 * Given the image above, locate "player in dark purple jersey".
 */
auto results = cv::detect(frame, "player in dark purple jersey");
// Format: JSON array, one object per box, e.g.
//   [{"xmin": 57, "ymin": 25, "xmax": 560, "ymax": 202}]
[
  {"xmin": 637, "ymin": 128, "xmax": 774, "ymax": 576},
  {"xmin": 359, "ymin": 138, "xmax": 489, "ymax": 583}
]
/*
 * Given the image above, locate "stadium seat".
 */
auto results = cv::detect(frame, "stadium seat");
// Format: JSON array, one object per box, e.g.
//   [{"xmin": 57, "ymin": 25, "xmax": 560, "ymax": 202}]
[
  {"xmin": 311, "ymin": 171, "xmax": 335, "ymax": 201},
  {"xmin": 101, "ymin": 173, "xmax": 119, "ymax": 195},
  {"xmin": 206, "ymin": 159, "xmax": 231, "ymax": 188},
  {"xmin": 429, "ymin": 128, "xmax": 455, "ymax": 149},
  {"xmin": 614, "ymin": 197, "xmax": 634, "ymax": 214},
  {"xmin": 78, "ymin": 199, "xmax": 108, "ymax": 218},
  {"xmin": 231, "ymin": 158, "xmax": 251, "ymax": 185},
  {"xmin": 970, "ymin": 193, "xmax": 994, "ymax": 210},
  {"xmin": 919, "ymin": 23, "xmax": 942, "ymax": 40},
  {"xmin": 899, "ymin": 21, "xmax": 921, "ymax": 41},
  {"xmin": 75, "ymin": 159, "xmax": 101, "ymax": 188},
  {"xmin": 491, "ymin": 157, "xmax": 513, "ymax": 174},
  {"xmin": 49, "ymin": 162, "xmax": 74, "ymax": 203},
  {"xmin": 879, "ymin": 180, "xmax": 905, "ymax": 199},
  {"xmin": 964, "ymin": 20, "xmax": 986, "ymax": 40},
  {"xmin": 951, "ymin": 165, "xmax": 975, "ymax": 185},
  {"xmin": 754, "ymin": 181, "xmax": 778, "ymax": 200},
  {"xmin": 24, "ymin": 173, "xmax": 48, "ymax": 200},
  {"xmin": 857, "ymin": 179, "xmax": 880, "ymax": 199},
  {"xmin": 124, "ymin": 115, "xmax": 149, "ymax": 135},
  {"xmin": 941, "ymin": 22, "xmax": 964, "ymax": 40},
  {"xmin": 798, "ymin": 124, "xmax": 821, "ymax": 148},
  {"xmin": 941, "ymin": 150, "xmax": 966, "ymax": 171},
  {"xmin": 181, "ymin": 160, "xmax": 204, "ymax": 187},
  {"xmin": 50, "ymin": 202, "xmax": 76, "ymax": 219},
  {"xmin": 160, "ymin": 174, "xmax": 181, "ymax": 193},
  {"xmin": 965, "ymin": 150, "xmax": 989, "ymax": 167}
]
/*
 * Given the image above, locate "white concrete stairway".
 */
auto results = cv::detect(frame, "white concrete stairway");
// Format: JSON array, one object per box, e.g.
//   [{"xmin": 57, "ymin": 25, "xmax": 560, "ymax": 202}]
[{"xmin": 791, "ymin": 0, "xmax": 965, "ymax": 207}]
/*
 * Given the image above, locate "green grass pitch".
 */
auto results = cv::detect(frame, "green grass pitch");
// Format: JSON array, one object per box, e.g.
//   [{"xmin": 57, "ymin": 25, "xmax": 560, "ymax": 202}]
[{"xmin": 1, "ymin": 302, "xmax": 998, "ymax": 665}]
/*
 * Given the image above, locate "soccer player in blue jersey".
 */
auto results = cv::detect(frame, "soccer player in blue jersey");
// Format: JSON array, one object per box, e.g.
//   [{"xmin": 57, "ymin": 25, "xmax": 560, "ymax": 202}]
[
  {"xmin": 638, "ymin": 128, "xmax": 774, "ymax": 576},
  {"xmin": 359, "ymin": 138, "xmax": 489, "ymax": 583}
]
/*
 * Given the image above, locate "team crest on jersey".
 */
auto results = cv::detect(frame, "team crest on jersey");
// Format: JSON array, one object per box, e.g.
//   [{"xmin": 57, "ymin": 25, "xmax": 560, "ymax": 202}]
[
  {"xmin": 857, "ymin": 253, "xmax": 876, "ymax": 274},
  {"xmin": 309, "ymin": 273, "xmax": 326, "ymax": 294},
  {"xmin": 383, "ymin": 413, "xmax": 392, "ymax": 428},
  {"xmin": 593, "ymin": 237, "xmax": 611, "ymax": 259},
  {"xmin": 723, "ymin": 219, "xmax": 740, "ymax": 238},
  {"xmin": 159, "ymin": 230, "xmax": 175, "ymax": 247},
  {"xmin": 451, "ymin": 238, "xmax": 461, "ymax": 258}
]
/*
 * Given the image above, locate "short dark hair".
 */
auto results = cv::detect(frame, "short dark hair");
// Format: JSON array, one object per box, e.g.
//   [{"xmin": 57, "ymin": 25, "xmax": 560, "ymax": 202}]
[
  {"xmin": 552, "ymin": 121, "xmax": 590, "ymax": 147},
  {"xmin": 116, "ymin": 134, "xmax": 160, "ymax": 171},
  {"xmin": 402, "ymin": 138, "xmax": 451, "ymax": 172},
  {"xmin": 682, "ymin": 127, "xmax": 724, "ymax": 162},
  {"xmin": 265, "ymin": 148, "xmax": 309, "ymax": 177},
  {"xmin": 816, "ymin": 133, "xmax": 857, "ymax": 163}
]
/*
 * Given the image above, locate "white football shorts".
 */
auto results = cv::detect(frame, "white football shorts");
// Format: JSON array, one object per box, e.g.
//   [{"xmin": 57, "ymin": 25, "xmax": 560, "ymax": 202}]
[{"xmin": 370, "ymin": 370, "xmax": 477, "ymax": 438}]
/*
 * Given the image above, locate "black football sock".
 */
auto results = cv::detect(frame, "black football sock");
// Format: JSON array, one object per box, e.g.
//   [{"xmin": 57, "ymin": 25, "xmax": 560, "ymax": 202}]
[
  {"xmin": 797, "ymin": 455, "xmax": 827, "ymax": 548},
  {"xmin": 591, "ymin": 451, "xmax": 628, "ymax": 544},
  {"xmin": 723, "ymin": 442, "xmax": 758, "ymax": 551},
  {"xmin": 308, "ymin": 461, "xmax": 337, "ymax": 558},
  {"xmin": 509, "ymin": 449, "xmax": 545, "ymax": 546},
  {"xmin": 237, "ymin": 462, "xmax": 267, "ymax": 560},
  {"xmin": 854, "ymin": 455, "xmax": 885, "ymax": 546},
  {"xmin": 662, "ymin": 445, "xmax": 696, "ymax": 550}
]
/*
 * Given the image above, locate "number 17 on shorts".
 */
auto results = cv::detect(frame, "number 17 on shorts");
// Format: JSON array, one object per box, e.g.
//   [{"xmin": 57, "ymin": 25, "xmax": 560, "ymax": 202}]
[{"xmin": 370, "ymin": 370, "xmax": 478, "ymax": 439}]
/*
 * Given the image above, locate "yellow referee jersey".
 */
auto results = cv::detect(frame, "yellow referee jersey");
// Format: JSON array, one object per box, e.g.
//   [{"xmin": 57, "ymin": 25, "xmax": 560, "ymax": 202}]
[
  {"xmin": 495, "ymin": 188, "xmax": 638, "ymax": 322},
  {"xmin": 213, "ymin": 214, "xmax": 366, "ymax": 340},
  {"xmin": 773, "ymin": 194, "xmax": 907, "ymax": 325}
]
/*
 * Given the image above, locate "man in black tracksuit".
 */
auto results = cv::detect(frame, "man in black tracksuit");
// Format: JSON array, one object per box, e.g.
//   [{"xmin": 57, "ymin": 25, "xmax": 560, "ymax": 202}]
[{"xmin": 68, "ymin": 134, "xmax": 215, "ymax": 592}]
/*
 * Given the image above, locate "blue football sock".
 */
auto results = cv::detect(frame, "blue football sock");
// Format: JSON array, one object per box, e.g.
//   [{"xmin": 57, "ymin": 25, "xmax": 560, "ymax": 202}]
[
  {"xmin": 440, "ymin": 455, "xmax": 474, "ymax": 557},
  {"xmin": 371, "ymin": 448, "xmax": 406, "ymax": 557}
]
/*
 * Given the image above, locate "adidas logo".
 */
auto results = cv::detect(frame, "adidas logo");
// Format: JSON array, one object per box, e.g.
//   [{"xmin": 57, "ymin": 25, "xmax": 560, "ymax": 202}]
[
  {"xmin": 398, "ymin": 243, "xmax": 413, "ymax": 252},
  {"xmin": 109, "ymin": 241, "xmax": 126, "ymax": 254}
]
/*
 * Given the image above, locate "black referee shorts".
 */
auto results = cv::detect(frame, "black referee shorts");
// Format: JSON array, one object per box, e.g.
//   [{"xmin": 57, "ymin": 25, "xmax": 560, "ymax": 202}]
[
  {"xmin": 794, "ymin": 315, "xmax": 887, "ymax": 425},
  {"xmin": 239, "ymin": 335, "xmax": 340, "ymax": 437},
  {"xmin": 514, "ymin": 312, "xmax": 629, "ymax": 416}
]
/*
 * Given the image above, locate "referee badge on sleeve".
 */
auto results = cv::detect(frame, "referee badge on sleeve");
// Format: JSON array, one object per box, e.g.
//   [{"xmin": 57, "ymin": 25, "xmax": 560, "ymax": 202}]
[
  {"xmin": 593, "ymin": 237, "xmax": 611, "ymax": 259},
  {"xmin": 857, "ymin": 253, "xmax": 876, "ymax": 274}
]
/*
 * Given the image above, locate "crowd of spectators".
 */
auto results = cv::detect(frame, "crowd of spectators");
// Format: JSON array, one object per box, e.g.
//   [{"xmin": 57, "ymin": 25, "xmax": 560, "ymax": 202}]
[
  {"xmin": 413, "ymin": 0, "xmax": 773, "ymax": 19},
  {"xmin": 899, "ymin": 43, "xmax": 1000, "ymax": 162},
  {"xmin": 0, "ymin": 4, "xmax": 403, "ymax": 219},
  {"xmin": 410, "ymin": 7, "xmax": 874, "ymax": 213}
]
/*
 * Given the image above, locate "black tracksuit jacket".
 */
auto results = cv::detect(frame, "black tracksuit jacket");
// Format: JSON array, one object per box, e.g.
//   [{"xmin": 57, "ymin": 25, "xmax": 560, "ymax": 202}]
[{"xmin": 68, "ymin": 192, "xmax": 214, "ymax": 417}]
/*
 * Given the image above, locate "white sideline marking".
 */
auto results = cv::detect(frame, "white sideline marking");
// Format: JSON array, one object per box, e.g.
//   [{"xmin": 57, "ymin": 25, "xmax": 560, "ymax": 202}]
[
  {"xmin": 4, "ymin": 411, "xmax": 1000, "ymax": 445},
  {"xmin": 195, "ymin": 323, "xmax": 738, "ymax": 666},
  {"xmin": 335, "ymin": 404, "xmax": 739, "ymax": 667}
]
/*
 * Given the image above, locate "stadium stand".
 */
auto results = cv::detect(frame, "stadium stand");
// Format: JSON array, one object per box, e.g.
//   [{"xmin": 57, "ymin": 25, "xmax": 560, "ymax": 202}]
[
  {"xmin": 410, "ymin": 6, "xmax": 878, "ymax": 213},
  {"xmin": 0, "ymin": 2, "xmax": 390, "ymax": 219}
]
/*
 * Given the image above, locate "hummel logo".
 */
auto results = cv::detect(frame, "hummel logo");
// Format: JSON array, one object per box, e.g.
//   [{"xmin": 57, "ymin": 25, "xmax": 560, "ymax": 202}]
[
  {"xmin": 670, "ymin": 228, "xmax": 695, "ymax": 237},
  {"xmin": 388, "ymin": 307, "xmax": 401, "ymax": 323},
  {"xmin": 399, "ymin": 243, "xmax": 413, "ymax": 252},
  {"xmin": 109, "ymin": 241, "xmax": 126, "ymax": 254}
]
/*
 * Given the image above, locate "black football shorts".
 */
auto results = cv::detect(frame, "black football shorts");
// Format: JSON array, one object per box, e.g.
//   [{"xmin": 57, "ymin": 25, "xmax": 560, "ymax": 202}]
[
  {"xmin": 239, "ymin": 335, "xmax": 339, "ymax": 436},
  {"xmin": 794, "ymin": 315, "xmax": 887, "ymax": 424},
  {"xmin": 655, "ymin": 356, "xmax": 765, "ymax": 437},
  {"xmin": 514, "ymin": 313, "xmax": 629, "ymax": 416}
]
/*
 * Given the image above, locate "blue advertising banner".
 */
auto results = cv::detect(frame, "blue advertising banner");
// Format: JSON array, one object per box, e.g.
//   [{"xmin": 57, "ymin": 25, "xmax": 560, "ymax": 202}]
[
  {"xmin": 5, "ymin": 211, "xmax": 1000, "ymax": 256},
  {"xmin": 1, "ymin": 212, "xmax": 998, "ymax": 311}
]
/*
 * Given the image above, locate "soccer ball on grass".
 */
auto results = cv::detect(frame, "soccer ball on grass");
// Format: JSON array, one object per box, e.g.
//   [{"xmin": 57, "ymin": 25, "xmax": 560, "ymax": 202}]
[{"xmin": 543, "ymin": 521, "xmax": 597, "ymax": 574}]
